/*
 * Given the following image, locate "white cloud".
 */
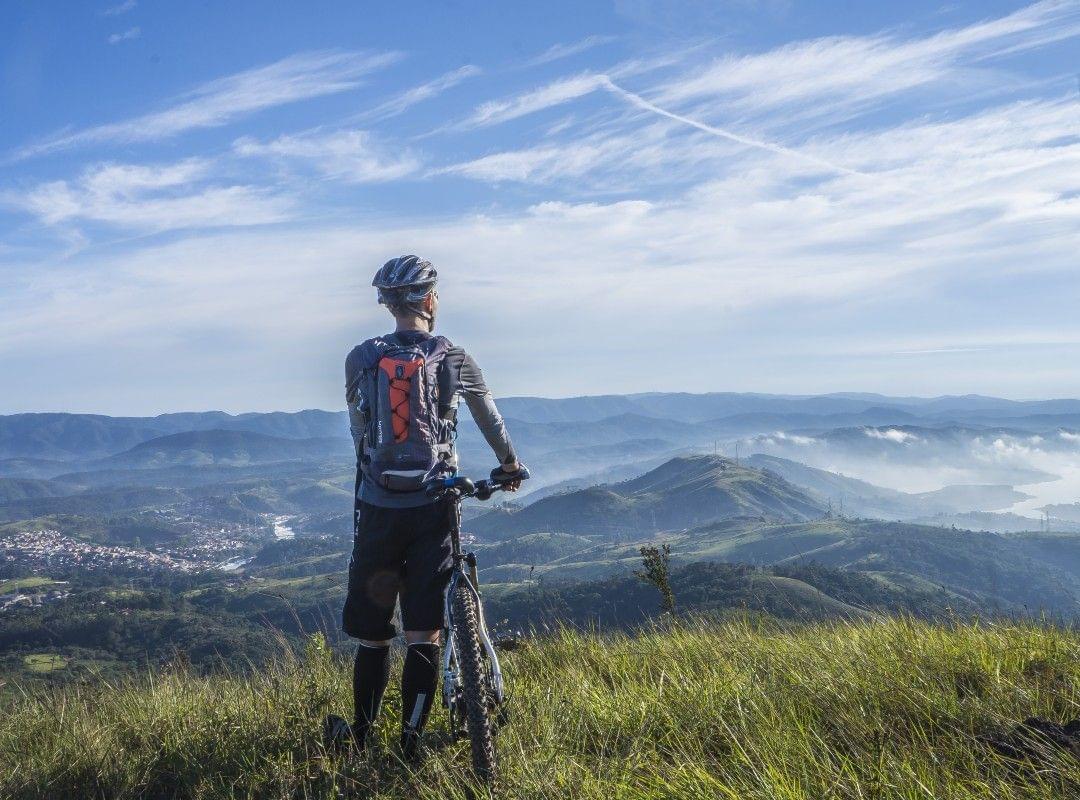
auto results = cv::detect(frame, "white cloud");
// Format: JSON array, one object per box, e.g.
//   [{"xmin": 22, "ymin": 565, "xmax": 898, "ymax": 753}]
[
  {"xmin": 441, "ymin": 3, "xmax": 1079, "ymax": 142},
  {"xmin": 864, "ymin": 428, "xmax": 920, "ymax": 444},
  {"xmin": 599, "ymin": 76, "xmax": 860, "ymax": 176},
  {"xmin": 439, "ymin": 118, "xmax": 728, "ymax": 185},
  {"xmin": 438, "ymin": 141, "xmax": 615, "ymax": 182},
  {"xmin": 441, "ymin": 92, "xmax": 1077, "ymax": 296},
  {"xmin": 107, "ymin": 26, "xmax": 140, "ymax": 45},
  {"xmin": 653, "ymin": 0, "xmax": 1080, "ymax": 123},
  {"xmin": 13, "ymin": 50, "xmax": 402, "ymax": 159},
  {"xmin": 10, "ymin": 159, "xmax": 292, "ymax": 231},
  {"xmin": 521, "ymin": 35, "xmax": 617, "ymax": 68},
  {"xmin": 456, "ymin": 73, "xmax": 606, "ymax": 129},
  {"xmin": 353, "ymin": 65, "xmax": 481, "ymax": 122},
  {"xmin": 3, "ymin": 3, "xmax": 1080, "ymax": 413},
  {"xmin": 773, "ymin": 431, "xmax": 817, "ymax": 446},
  {"xmin": 234, "ymin": 129, "xmax": 421, "ymax": 183},
  {"xmin": 101, "ymin": 0, "xmax": 136, "ymax": 16}
]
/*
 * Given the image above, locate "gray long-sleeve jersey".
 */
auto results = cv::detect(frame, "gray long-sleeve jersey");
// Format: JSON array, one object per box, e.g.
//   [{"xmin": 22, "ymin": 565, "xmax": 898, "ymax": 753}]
[{"xmin": 346, "ymin": 330, "xmax": 517, "ymax": 508}]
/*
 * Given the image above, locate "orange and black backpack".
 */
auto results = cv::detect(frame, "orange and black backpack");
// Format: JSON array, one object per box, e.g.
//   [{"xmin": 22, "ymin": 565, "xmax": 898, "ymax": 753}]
[{"xmin": 352, "ymin": 335, "xmax": 456, "ymax": 492}]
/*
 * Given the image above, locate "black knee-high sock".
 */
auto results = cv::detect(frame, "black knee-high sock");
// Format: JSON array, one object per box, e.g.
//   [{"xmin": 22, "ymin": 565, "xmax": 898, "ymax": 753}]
[
  {"xmin": 353, "ymin": 643, "xmax": 390, "ymax": 742},
  {"xmin": 400, "ymin": 642, "xmax": 439, "ymax": 747}
]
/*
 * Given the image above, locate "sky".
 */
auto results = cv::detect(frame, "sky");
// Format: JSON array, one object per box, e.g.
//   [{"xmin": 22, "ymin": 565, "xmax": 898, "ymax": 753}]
[{"xmin": 1, "ymin": 0, "xmax": 1078, "ymax": 415}]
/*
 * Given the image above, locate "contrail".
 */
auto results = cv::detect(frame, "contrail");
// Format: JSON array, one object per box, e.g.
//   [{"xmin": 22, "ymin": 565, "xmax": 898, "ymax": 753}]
[{"xmin": 598, "ymin": 76, "xmax": 863, "ymax": 177}]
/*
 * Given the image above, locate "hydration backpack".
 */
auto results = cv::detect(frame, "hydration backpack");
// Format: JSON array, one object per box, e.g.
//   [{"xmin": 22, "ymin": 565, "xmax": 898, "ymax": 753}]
[{"xmin": 352, "ymin": 335, "xmax": 456, "ymax": 492}]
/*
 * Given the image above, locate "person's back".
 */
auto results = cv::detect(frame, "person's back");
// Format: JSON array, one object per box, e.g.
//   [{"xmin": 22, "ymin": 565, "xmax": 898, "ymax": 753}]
[{"xmin": 331, "ymin": 255, "xmax": 523, "ymax": 760}]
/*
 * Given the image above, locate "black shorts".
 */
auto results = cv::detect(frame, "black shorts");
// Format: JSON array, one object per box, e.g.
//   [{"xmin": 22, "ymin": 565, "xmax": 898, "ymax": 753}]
[{"xmin": 342, "ymin": 499, "xmax": 453, "ymax": 640}]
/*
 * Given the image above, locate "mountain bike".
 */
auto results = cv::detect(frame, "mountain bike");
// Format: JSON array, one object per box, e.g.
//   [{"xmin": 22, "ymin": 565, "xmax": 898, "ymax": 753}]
[{"xmin": 424, "ymin": 466, "xmax": 529, "ymax": 784}]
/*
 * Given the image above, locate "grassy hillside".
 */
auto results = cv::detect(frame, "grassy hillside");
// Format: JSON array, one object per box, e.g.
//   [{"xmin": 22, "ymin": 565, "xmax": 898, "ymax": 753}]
[
  {"xmin": 471, "ymin": 455, "xmax": 824, "ymax": 539},
  {"xmin": 478, "ymin": 516, "xmax": 1080, "ymax": 615},
  {"xmin": 0, "ymin": 487, "xmax": 188, "ymax": 523},
  {"xmin": 2, "ymin": 619, "xmax": 1079, "ymax": 799},
  {"xmin": 0, "ymin": 478, "xmax": 79, "ymax": 503},
  {"xmin": 481, "ymin": 561, "xmax": 961, "ymax": 629}
]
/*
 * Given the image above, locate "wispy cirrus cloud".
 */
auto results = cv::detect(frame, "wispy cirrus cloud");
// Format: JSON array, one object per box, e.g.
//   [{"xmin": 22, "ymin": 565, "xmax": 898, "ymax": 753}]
[
  {"xmin": 107, "ymin": 26, "xmax": 141, "ymax": 45},
  {"xmin": 448, "ymin": 1, "xmax": 1079, "ymax": 141},
  {"xmin": 234, "ymin": 129, "xmax": 421, "ymax": 183},
  {"xmin": 8, "ymin": 159, "xmax": 292, "ymax": 231},
  {"xmin": 439, "ymin": 84, "xmax": 862, "ymax": 184},
  {"xmin": 443, "ymin": 1, "xmax": 1079, "ymax": 187},
  {"xmin": 653, "ymin": 0, "xmax": 1080, "ymax": 122},
  {"xmin": 4, "ymin": 3, "xmax": 1080, "ymax": 412},
  {"xmin": 438, "ymin": 141, "xmax": 613, "ymax": 182},
  {"xmin": 520, "ymin": 35, "xmax": 616, "ymax": 68},
  {"xmin": 455, "ymin": 72, "xmax": 606, "ymax": 129},
  {"xmin": 437, "ymin": 46, "xmax": 697, "ymax": 133},
  {"xmin": 352, "ymin": 65, "xmax": 481, "ymax": 122},
  {"xmin": 100, "ymin": 0, "xmax": 136, "ymax": 16},
  {"xmin": 600, "ymin": 76, "xmax": 861, "ymax": 175},
  {"xmin": 436, "ymin": 91, "xmax": 1077, "ymax": 327},
  {"xmin": 12, "ymin": 50, "xmax": 402, "ymax": 160}
]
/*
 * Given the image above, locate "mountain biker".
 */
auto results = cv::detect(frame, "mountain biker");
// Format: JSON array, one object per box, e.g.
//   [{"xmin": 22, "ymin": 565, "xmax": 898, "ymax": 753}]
[{"xmin": 333, "ymin": 254, "xmax": 522, "ymax": 761}]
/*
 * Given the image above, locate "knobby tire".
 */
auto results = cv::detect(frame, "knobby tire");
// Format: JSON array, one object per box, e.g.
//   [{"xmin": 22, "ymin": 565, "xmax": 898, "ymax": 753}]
[{"xmin": 452, "ymin": 581, "xmax": 497, "ymax": 784}]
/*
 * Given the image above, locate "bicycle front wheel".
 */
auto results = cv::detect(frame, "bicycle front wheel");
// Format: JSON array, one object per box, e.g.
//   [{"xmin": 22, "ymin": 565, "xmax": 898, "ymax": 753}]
[{"xmin": 452, "ymin": 581, "xmax": 496, "ymax": 784}]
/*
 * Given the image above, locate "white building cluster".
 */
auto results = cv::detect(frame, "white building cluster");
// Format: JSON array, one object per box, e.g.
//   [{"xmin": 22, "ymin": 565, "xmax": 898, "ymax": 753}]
[{"xmin": 1, "ymin": 528, "xmax": 200, "ymax": 573}]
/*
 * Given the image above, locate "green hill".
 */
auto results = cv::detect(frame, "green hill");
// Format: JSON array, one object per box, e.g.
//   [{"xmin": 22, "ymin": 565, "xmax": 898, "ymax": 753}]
[
  {"xmin": 0, "ymin": 486, "xmax": 187, "ymax": 523},
  {"xmin": 0, "ymin": 478, "xmax": 78, "ymax": 503},
  {"xmin": 481, "ymin": 560, "xmax": 962, "ymax": 629},
  {"xmin": 471, "ymin": 455, "xmax": 824, "ymax": 539},
  {"xmin": 482, "ymin": 516, "xmax": 1080, "ymax": 616},
  {"xmin": 2, "ymin": 619, "xmax": 1079, "ymax": 799}
]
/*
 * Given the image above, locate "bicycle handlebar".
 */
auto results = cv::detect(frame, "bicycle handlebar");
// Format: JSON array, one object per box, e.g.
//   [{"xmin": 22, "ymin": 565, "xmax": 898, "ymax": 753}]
[{"xmin": 424, "ymin": 466, "xmax": 530, "ymax": 501}]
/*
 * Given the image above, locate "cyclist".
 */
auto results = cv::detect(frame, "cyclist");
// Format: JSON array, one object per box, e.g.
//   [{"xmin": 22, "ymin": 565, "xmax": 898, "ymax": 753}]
[{"xmin": 332, "ymin": 254, "xmax": 523, "ymax": 760}]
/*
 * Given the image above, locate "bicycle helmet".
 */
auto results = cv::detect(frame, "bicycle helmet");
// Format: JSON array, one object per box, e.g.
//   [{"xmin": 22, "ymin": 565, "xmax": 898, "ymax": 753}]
[{"xmin": 372, "ymin": 255, "xmax": 438, "ymax": 310}]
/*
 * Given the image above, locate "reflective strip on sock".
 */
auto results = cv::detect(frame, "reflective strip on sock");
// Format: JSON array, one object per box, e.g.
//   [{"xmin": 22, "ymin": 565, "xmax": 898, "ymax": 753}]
[{"xmin": 406, "ymin": 692, "xmax": 427, "ymax": 731}]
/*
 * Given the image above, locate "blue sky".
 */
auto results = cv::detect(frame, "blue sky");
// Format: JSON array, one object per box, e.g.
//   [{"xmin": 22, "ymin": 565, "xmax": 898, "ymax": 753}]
[{"xmin": 1, "ymin": 1, "xmax": 1078, "ymax": 414}]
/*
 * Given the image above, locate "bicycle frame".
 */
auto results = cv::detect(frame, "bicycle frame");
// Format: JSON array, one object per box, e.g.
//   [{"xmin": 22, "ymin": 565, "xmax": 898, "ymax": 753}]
[{"xmin": 441, "ymin": 492, "xmax": 506, "ymax": 715}]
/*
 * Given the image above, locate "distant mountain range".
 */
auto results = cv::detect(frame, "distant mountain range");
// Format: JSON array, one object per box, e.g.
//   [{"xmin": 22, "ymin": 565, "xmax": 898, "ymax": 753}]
[
  {"xmin": 2, "ymin": 391, "xmax": 1077, "ymax": 531},
  {"xmin": 0, "ymin": 410, "xmax": 344, "ymax": 461},
  {"xmin": 5, "ymin": 391, "xmax": 1080, "ymax": 461},
  {"xmin": 91, "ymin": 430, "xmax": 349, "ymax": 469},
  {"xmin": 494, "ymin": 392, "xmax": 1080, "ymax": 424},
  {"xmin": 4, "ymin": 392, "xmax": 1080, "ymax": 695}
]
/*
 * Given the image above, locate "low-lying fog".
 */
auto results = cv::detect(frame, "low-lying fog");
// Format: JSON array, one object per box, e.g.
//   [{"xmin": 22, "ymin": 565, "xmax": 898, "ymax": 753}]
[{"xmin": 746, "ymin": 428, "xmax": 1080, "ymax": 519}]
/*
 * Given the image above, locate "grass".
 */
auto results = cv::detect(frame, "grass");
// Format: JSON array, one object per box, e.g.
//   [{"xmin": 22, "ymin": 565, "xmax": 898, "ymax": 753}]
[
  {"xmin": 1, "ymin": 618, "xmax": 1079, "ymax": 799},
  {"xmin": 21, "ymin": 654, "xmax": 67, "ymax": 674},
  {"xmin": 0, "ymin": 577, "xmax": 57, "ymax": 595}
]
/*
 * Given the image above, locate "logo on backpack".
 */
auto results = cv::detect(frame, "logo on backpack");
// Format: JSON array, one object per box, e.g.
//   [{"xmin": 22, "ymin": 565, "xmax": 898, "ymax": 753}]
[{"xmin": 357, "ymin": 337, "xmax": 456, "ymax": 492}]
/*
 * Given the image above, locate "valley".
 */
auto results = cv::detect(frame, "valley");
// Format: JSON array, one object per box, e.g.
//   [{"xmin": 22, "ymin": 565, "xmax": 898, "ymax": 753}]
[{"xmin": 3, "ymin": 391, "xmax": 1080, "ymax": 688}]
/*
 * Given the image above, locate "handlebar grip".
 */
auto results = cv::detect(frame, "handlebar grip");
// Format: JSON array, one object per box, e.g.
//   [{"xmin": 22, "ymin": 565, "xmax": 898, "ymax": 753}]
[{"xmin": 490, "ymin": 464, "xmax": 530, "ymax": 484}]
